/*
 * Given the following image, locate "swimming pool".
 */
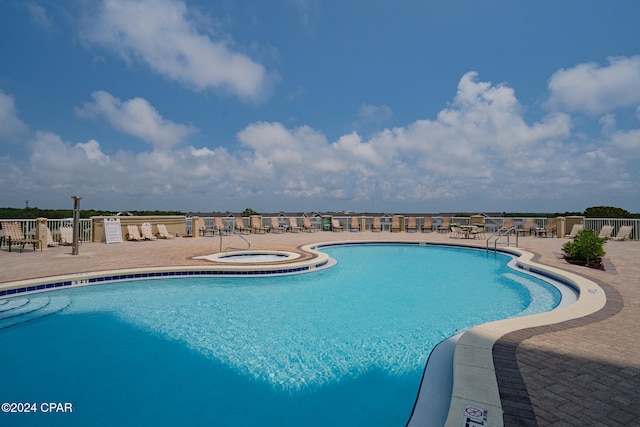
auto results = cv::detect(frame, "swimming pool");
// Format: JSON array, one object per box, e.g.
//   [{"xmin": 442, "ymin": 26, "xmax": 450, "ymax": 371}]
[{"xmin": 0, "ymin": 244, "xmax": 562, "ymax": 426}]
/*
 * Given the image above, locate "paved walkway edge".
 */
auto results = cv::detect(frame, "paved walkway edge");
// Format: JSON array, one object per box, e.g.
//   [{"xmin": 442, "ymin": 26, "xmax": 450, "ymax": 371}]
[{"xmin": 443, "ymin": 248, "xmax": 607, "ymax": 427}]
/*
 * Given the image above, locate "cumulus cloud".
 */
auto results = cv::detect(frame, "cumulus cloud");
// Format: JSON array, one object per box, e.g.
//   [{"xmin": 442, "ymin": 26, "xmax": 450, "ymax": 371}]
[
  {"xmin": 0, "ymin": 89, "xmax": 29, "ymax": 143},
  {"xmin": 547, "ymin": 56, "xmax": 640, "ymax": 114},
  {"xmin": 3, "ymin": 70, "xmax": 639, "ymax": 211},
  {"xmin": 76, "ymin": 91, "xmax": 197, "ymax": 149},
  {"xmin": 80, "ymin": 0, "xmax": 269, "ymax": 101}
]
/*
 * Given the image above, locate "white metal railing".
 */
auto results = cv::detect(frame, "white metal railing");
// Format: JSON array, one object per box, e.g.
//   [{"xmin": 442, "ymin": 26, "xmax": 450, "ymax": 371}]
[
  {"xmin": 0, "ymin": 218, "xmax": 93, "ymax": 247},
  {"xmin": 6, "ymin": 216, "xmax": 635, "ymax": 246},
  {"xmin": 584, "ymin": 218, "xmax": 639, "ymax": 240}
]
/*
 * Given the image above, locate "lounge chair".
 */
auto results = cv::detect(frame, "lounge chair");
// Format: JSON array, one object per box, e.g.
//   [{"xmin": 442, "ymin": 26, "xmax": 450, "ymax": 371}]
[
  {"xmin": 250, "ymin": 216, "xmax": 267, "ymax": 234},
  {"xmin": 1, "ymin": 221, "xmax": 41, "ymax": 252},
  {"xmin": 406, "ymin": 217, "xmax": 417, "ymax": 232},
  {"xmin": 214, "ymin": 217, "xmax": 230, "ymax": 235},
  {"xmin": 269, "ymin": 217, "xmax": 285, "ymax": 233},
  {"xmin": 372, "ymin": 217, "xmax": 383, "ymax": 232},
  {"xmin": 565, "ymin": 223, "xmax": 584, "ymax": 238},
  {"xmin": 331, "ymin": 219, "xmax": 344, "ymax": 232},
  {"xmin": 500, "ymin": 217, "xmax": 514, "ymax": 233},
  {"xmin": 517, "ymin": 218, "xmax": 536, "ymax": 236},
  {"xmin": 46, "ymin": 227, "xmax": 59, "ymax": 247},
  {"xmin": 438, "ymin": 217, "xmax": 451, "ymax": 233},
  {"xmin": 60, "ymin": 226, "xmax": 74, "ymax": 245},
  {"xmin": 349, "ymin": 217, "xmax": 361, "ymax": 232},
  {"xmin": 194, "ymin": 217, "xmax": 214, "ymax": 236},
  {"xmin": 612, "ymin": 225, "xmax": 633, "ymax": 241},
  {"xmin": 287, "ymin": 218, "xmax": 302, "ymax": 233},
  {"xmin": 535, "ymin": 218, "xmax": 557, "ymax": 238},
  {"xmin": 140, "ymin": 223, "xmax": 157, "ymax": 240},
  {"xmin": 450, "ymin": 224, "xmax": 462, "ymax": 238},
  {"xmin": 421, "ymin": 217, "xmax": 433, "ymax": 232},
  {"xmin": 469, "ymin": 225, "xmax": 482, "ymax": 239},
  {"xmin": 598, "ymin": 225, "xmax": 614, "ymax": 240},
  {"xmin": 302, "ymin": 217, "xmax": 318, "ymax": 232},
  {"xmin": 156, "ymin": 224, "xmax": 174, "ymax": 239},
  {"xmin": 126, "ymin": 225, "xmax": 144, "ymax": 241},
  {"xmin": 235, "ymin": 217, "xmax": 250, "ymax": 234}
]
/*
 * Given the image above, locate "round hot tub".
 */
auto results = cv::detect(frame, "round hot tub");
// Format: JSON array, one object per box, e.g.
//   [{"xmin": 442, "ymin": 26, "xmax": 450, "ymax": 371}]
[{"xmin": 194, "ymin": 250, "xmax": 301, "ymax": 263}]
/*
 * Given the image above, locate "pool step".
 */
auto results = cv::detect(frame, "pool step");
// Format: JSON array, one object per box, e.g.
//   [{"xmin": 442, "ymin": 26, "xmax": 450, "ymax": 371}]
[
  {"xmin": 0, "ymin": 296, "xmax": 71, "ymax": 329},
  {"xmin": 0, "ymin": 298, "xmax": 30, "ymax": 312}
]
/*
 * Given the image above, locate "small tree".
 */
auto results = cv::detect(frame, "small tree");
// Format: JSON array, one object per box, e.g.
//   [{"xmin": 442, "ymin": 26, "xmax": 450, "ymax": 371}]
[{"xmin": 562, "ymin": 229, "xmax": 606, "ymax": 268}]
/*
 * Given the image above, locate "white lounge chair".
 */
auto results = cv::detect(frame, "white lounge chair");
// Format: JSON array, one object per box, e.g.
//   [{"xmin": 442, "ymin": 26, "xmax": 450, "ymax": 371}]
[
  {"xmin": 613, "ymin": 225, "xmax": 633, "ymax": 241},
  {"xmin": 566, "ymin": 223, "xmax": 584, "ymax": 238},
  {"xmin": 140, "ymin": 223, "xmax": 157, "ymax": 240},
  {"xmin": 331, "ymin": 219, "xmax": 344, "ymax": 232},
  {"xmin": 287, "ymin": 218, "xmax": 302, "ymax": 233},
  {"xmin": 598, "ymin": 225, "xmax": 614, "ymax": 240},
  {"xmin": 156, "ymin": 224, "xmax": 174, "ymax": 239},
  {"xmin": 126, "ymin": 225, "xmax": 143, "ymax": 241},
  {"xmin": 302, "ymin": 217, "xmax": 318, "ymax": 232},
  {"xmin": 269, "ymin": 217, "xmax": 285, "ymax": 233},
  {"xmin": 60, "ymin": 226, "xmax": 74, "ymax": 245}
]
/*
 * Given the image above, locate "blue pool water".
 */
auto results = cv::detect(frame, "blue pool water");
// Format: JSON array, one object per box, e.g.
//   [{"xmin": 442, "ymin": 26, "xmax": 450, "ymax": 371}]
[{"xmin": 0, "ymin": 244, "xmax": 561, "ymax": 426}]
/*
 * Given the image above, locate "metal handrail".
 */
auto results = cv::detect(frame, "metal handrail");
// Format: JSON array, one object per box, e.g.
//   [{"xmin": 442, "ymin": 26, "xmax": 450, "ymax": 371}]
[
  {"xmin": 221, "ymin": 230, "xmax": 251, "ymax": 252},
  {"xmin": 486, "ymin": 226, "xmax": 517, "ymax": 252}
]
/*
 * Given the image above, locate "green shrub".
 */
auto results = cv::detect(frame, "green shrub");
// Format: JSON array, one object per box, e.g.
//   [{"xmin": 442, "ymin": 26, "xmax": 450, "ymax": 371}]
[{"xmin": 562, "ymin": 229, "xmax": 606, "ymax": 265}]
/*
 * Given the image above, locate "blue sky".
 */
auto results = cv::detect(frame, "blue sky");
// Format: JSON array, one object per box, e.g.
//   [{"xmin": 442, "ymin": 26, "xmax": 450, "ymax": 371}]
[{"xmin": 1, "ymin": 1, "xmax": 640, "ymax": 214}]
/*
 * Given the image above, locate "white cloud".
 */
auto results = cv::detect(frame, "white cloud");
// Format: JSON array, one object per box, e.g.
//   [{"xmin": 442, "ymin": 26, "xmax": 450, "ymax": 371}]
[
  {"xmin": 547, "ymin": 56, "xmax": 640, "ymax": 114},
  {"xmin": 3, "ymin": 71, "xmax": 639, "ymax": 212},
  {"xmin": 76, "ymin": 91, "xmax": 197, "ymax": 149},
  {"xmin": 0, "ymin": 89, "xmax": 29, "ymax": 142},
  {"xmin": 81, "ymin": 0, "xmax": 269, "ymax": 101},
  {"xmin": 26, "ymin": 3, "xmax": 54, "ymax": 30},
  {"xmin": 358, "ymin": 104, "xmax": 393, "ymax": 123}
]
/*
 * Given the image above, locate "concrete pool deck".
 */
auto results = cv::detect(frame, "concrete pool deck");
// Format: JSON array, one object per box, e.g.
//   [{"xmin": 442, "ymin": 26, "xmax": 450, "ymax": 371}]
[{"xmin": 1, "ymin": 231, "xmax": 639, "ymax": 425}]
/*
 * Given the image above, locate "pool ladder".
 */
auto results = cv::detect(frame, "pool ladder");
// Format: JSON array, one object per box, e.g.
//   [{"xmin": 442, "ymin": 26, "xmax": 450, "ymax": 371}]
[{"xmin": 486, "ymin": 227, "xmax": 518, "ymax": 252}]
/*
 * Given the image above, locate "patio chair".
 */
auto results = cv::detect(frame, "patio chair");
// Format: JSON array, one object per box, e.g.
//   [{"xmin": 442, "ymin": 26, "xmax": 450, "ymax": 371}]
[
  {"xmin": 438, "ymin": 217, "xmax": 451, "ymax": 233},
  {"xmin": 60, "ymin": 226, "xmax": 74, "ymax": 245},
  {"xmin": 421, "ymin": 217, "xmax": 433, "ymax": 232},
  {"xmin": 612, "ymin": 225, "xmax": 633, "ymax": 241},
  {"xmin": 565, "ymin": 223, "xmax": 584, "ymax": 238},
  {"xmin": 406, "ymin": 217, "xmax": 417, "ymax": 232},
  {"xmin": 450, "ymin": 224, "xmax": 462, "ymax": 238},
  {"xmin": 140, "ymin": 223, "xmax": 157, "ymax": 240},
  {"xmin": 235, "ymin": 217, "xmax": 250, "ymax": 234},
  {"xmin": 349, "ymin": 217, "xmax": 361, "ymax": 232},
  {"xmin": 250, "ymin": 216, "xmax": 267, "ymax": 234},
  {"xmin": 517, "ymin": 218, "xmax": 536, "ymax": 236},
  {"xmin": 500, "ymin": 217, "xmax": 514, "ymax": 233},
  {"xmin": 597, "ymin": 225, "xmax": 614, "ymax": 240},
  {"xmin": 1, "ymin": 221, "xmax": 41, "ymax": 252},
  {"xmin": 194, "ymin": 217, "xmax": 214, "ymax": 236},
  {"xmin": 535, "ymin": 218, "xmax": 557, "ymax": 238},
  {"xmin": 156, "ymin": 224, "xmax": 174, "ymax": 239},
  {"xmin": 46, "ymin": 227, "xmax": 59, "ymax": 247},
  {"xmin": 288, "ymin": 218, "xmax": 302, "ymax": 233},
  {"xmin": 214, "ymin": 217, "xmax": 230, "ymax": 235},
  {"xmin": 302, "ymin": 217, "xmax": 318, "ymax": 232},
  {"xmin": 331, "ymin": 219, "xmax": 344, "ymax": 232},
  {"xmin": 372, "ymin": 217, "xmax": 383, "ymax": 232},
  {"xmin": 126, "ymin": 225, "xmax": 144, "ymax": 241},
  {"xmin": 269, "ymin": 217, "xmax": 285, "ymax": 233}
]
